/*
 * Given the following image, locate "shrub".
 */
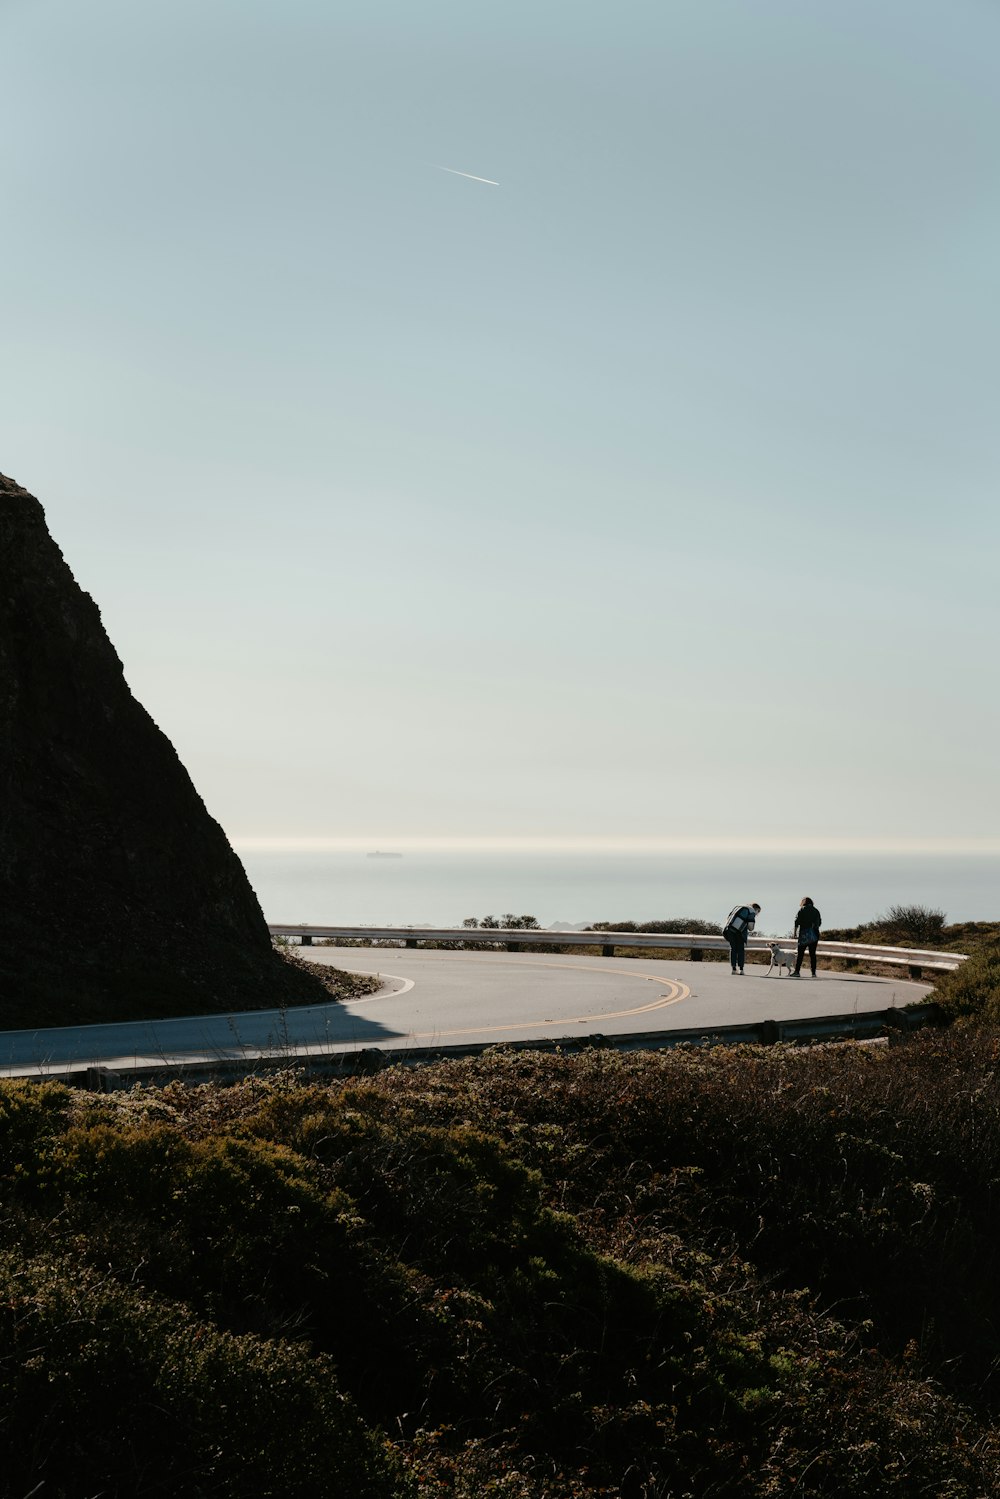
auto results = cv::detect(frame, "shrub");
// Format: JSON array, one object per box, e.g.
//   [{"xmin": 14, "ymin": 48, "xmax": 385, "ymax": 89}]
[
  {"xmin": 862, "ymin": 904, "xmax": 948, "ymax": 945},
  {"xmin": 0, "ymin": 1079, "xmax": 70, "ymax": 1172},
  {"xmin": 929, "ymin": 936, "xmax": 1000, "ymax": 1025},
  {"xmin": 0, "ymin": 1249, "xmax": 406, "ymax": 1498},
  {"xmin": 590, "ymin": 917, "xmax": 722, "ymax": 935},
  {"xmin": 6, "ymin": 1049, "xmax": 1000, "ymax": 1495},
  {"xmin": 15, "ymin": 1116, "xmax": 441, "ymax": 1418},
  {"xmin": 374, "ymin": 1041, "xmax": 1000, "ymax": 1402}
]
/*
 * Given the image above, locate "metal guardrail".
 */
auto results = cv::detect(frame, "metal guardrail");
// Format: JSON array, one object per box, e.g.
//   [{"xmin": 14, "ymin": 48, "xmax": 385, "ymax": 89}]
[
  {"xmin": 268, "ymin": 924, "xmax": 967, "ymax": 977},
  {"xmin": 49, "ymin": 1004, "xmax": 940, "ymax": 1091}
]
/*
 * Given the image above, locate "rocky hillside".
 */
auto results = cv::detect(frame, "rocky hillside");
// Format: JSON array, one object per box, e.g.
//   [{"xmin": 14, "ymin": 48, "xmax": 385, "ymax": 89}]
[{"xmin": 0, "ymin": 472, "xmax": 328, "ymax": 1026}]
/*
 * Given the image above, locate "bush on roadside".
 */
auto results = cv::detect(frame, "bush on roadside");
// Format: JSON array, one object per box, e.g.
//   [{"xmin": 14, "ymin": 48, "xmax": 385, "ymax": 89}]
[
  {"xmin": 830, "ymin": 903, "xmax": 948, "ymax": 946},
  {"xmin": 4, "ymin": 1032, "xmax": 1000, "ymax": 1496},
  {"xmin": 589, "ymin": 917, "xmax": 723, "ymax": 935},
  {"xmin": 0, "ymin": 1078, "xmax": 71, "ymax": 1169},
  {"xmin": 928, "ymin": 935, "xmax": 1000, "ymax": 1026}
]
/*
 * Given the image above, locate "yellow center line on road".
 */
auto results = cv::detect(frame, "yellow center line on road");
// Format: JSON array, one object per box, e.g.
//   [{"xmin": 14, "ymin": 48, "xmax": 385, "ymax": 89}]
[
  {"xmin": 343, "ymin": 953, "xmax": 689, "ymax": 1003},
  {"xmin": 422, "ymin": 955, "xmax": 684, "ymax": 982},
  {"xmin": 406, "ymin": 978, "xmax": 690, "ymax": 1042}
]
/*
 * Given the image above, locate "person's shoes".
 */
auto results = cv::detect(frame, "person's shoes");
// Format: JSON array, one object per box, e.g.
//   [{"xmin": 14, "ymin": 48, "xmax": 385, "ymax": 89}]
[
  {"xmin": 731, "ymin": 968, "xmax": 737, "ymax": 975},
  {"xmin": 738, "ymin": 968, "xmax": 744, "ymax": 975},
  {"xmin": 790, "ymin": 972, "xmax": 801, "ymax": 978}
]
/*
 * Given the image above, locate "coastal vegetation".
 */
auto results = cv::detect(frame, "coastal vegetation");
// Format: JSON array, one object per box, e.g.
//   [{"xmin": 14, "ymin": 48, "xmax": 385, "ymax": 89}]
[
  {"xmin": 925, "ymin": 933, "xmax": 1000, "ymax": 1027},
  {"xmin": 823, "ymin": 903, "xmax": 976, "ymax": 948},
  {"xmin": 2, "ymin": 1014, "xmax": 1000, "ymax": 1496},
  {"xmin": 5, "ymin": 903, "xmax": 1000, "ymax": 1494},
  {"xmin": 589, "ymin": 918, "xmax": 724, "ymax": 935},
  {"xmin": 823, "ymin": 911, "xmax": 1000, "ymax": 999}
]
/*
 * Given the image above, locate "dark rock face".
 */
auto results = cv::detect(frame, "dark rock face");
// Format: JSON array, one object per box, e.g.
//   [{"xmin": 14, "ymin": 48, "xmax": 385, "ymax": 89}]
[{"xmin": 0, "ymin": 473, "xmax": 325, "ymax": 1026}]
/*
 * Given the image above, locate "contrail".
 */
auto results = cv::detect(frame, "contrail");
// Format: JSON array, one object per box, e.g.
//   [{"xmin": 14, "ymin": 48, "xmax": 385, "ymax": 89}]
[{"xmin": 436, "ymin": 165, "xmax": 500, "ymax": 186}]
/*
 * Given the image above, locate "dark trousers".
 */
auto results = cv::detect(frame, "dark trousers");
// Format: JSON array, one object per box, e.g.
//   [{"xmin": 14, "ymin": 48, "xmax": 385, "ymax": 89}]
[
  {"xmin": 795, "ymin": 940, "xmax": 818, "ymax": 976},
  {"xmin": 727, "ymin": 931, "xmax": 746, "ymax": 971}
]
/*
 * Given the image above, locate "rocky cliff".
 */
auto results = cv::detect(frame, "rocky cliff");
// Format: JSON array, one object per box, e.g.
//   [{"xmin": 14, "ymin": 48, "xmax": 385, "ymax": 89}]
[{"xmin": 0, "ymin": 472, "xmax": 327, "ymax": 1026}]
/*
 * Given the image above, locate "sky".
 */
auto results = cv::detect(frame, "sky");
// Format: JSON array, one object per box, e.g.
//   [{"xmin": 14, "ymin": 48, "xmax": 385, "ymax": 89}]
[{"xmin": 2, "ymin": 0, "xmax": 999, "ymax": 853}]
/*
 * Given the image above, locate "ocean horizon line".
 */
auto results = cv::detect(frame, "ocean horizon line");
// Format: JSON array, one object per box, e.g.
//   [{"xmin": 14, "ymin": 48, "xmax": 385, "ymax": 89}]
[{"xmin": 230, "ymin": 835, "xmax": 1000, "ymax": 857}]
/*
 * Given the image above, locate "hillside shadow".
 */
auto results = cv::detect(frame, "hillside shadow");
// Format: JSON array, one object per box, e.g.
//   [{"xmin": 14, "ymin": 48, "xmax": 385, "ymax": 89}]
[{"xmin": 0, "ymin": 1000, "xmax": 405, "ymax": 1072}]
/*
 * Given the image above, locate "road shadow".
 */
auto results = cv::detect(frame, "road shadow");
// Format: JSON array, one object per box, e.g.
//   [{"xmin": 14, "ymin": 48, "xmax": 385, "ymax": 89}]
[{"xmin": 0, "ymin": 999, "xmax": 405, "ymax": 1072}]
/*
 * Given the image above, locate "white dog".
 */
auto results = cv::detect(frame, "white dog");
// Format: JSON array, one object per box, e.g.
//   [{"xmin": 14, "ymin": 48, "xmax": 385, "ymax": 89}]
[{"xmin": 766, "ymin": 943, "xmax": 794, "ymax": 977}]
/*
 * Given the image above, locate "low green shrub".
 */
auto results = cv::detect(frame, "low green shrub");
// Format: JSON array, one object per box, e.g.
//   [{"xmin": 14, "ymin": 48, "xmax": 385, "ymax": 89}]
[
  {"xmin": 824, "ymin": 915, "xmax": 1000, "ymax": 955},
  {"xmin": 929, "ymin": 936, "xmax": 1000, "ymax": 1025},
  {"xmin": 237, "ymin": 1090, "xmax": 779, "ymax": 1436},
  {"xmin": 376, "ymin": 1039, "xmax": 1000, "ymax": 1401},
  {"xmin": 11, "ymin": 1114, "xmax": 442, "ymax": 1418},
  {"xmin": 590, "ymin": 917, "xmax": 722, "ymax": 935},
  {"xmin": 0, "ymin": 1249, "xmax": 406, "ymax": 1498},
  {"xmin": 864, "ymin": 903, "xmax": 948, "ymax": 945},
  {"xmin": 4, "ymin": 1038, "xmax": 1000, "ymax": 1497},
  {"xmin": 0, "ymin": 1078, "xmax": 71, "ymax": 1170}
]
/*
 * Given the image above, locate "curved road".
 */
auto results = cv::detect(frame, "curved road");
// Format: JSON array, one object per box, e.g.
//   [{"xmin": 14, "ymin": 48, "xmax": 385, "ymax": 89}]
[{"xmin": 0, "ymin": 949, "xmax": 931, "ymax": 1079}]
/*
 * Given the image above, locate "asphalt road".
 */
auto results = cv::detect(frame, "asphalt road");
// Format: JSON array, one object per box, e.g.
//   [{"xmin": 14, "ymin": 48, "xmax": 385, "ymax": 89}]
[{"xmin": 0, "ymin": 949, "xmax": 931, "ymax": 1078}]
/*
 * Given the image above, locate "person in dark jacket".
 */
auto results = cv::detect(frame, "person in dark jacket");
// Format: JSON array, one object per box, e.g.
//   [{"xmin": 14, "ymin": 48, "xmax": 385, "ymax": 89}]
[
  {"xmin": 723, "ymin": 902, "xmax": 760, "ymax": 974},
  {"xmin": 792, "ymin": 897, "xmax": 822, "ymax": 977}
]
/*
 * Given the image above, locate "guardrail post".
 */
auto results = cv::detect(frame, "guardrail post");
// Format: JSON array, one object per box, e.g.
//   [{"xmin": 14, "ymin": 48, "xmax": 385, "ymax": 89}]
[
  {"xmin": 602, "ymin": 944, "xmax": 614, "ymax": 958},
  {"xmin": 84, "ymin": 1065, "xmax": 116, "ymax": 1091},
  {"xmin": 406, "ymin": 938, "xmax": 417, "ymax": 949},
  {"xmin": 908, "ymin": 964, "xmax": 923, "ymax": 980},
  {"xmin": 691, "ymin": 948, "xmax": 703, "ymax": 961},
  {"xmin": 301, "ymin": 934, "xmax": 312, "ymax": 946}
]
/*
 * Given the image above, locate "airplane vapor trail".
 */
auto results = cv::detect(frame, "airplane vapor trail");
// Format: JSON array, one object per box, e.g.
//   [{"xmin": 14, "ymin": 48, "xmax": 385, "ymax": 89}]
[{"xmin": 436, "ymin": 165, "xmax": 500, "ymax": 186}]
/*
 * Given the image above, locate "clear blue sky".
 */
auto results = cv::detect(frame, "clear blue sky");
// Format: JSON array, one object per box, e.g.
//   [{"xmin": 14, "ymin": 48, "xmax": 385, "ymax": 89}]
[{"xmin": 2, "ymin": 0, "xmax": 998, "ymax": 851}]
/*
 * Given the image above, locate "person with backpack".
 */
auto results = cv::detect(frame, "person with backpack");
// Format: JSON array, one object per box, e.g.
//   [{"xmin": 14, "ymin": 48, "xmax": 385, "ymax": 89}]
[
  {"xmin": 791, "ymin": 896, "xmax": 822, "ymax": 977},
  {"xmin": 722, "ymin": 902, "xmax": 761, "ymax": 974}
]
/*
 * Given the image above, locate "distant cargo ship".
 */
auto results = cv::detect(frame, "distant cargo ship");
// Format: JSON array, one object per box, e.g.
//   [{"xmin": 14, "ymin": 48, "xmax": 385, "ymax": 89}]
[{"xmin": 366, "ymin": 850, "xmax": 403, "ymax": 858}]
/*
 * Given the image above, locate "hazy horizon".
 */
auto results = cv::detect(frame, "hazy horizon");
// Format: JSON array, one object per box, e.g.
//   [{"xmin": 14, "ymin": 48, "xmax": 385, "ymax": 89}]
[
  {"xmin": 238, "ymin": 843, "xmax": 999, "ymax": 929},
  {"xmin": 231, "ymin": 835, "xmax": 1000, "ymax": 856}
]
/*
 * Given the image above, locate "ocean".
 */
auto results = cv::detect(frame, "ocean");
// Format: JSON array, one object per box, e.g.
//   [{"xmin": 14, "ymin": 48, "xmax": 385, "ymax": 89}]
[{"xmin": 237, "ymin": 849, "xmax": 998, "ymax": 937}]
